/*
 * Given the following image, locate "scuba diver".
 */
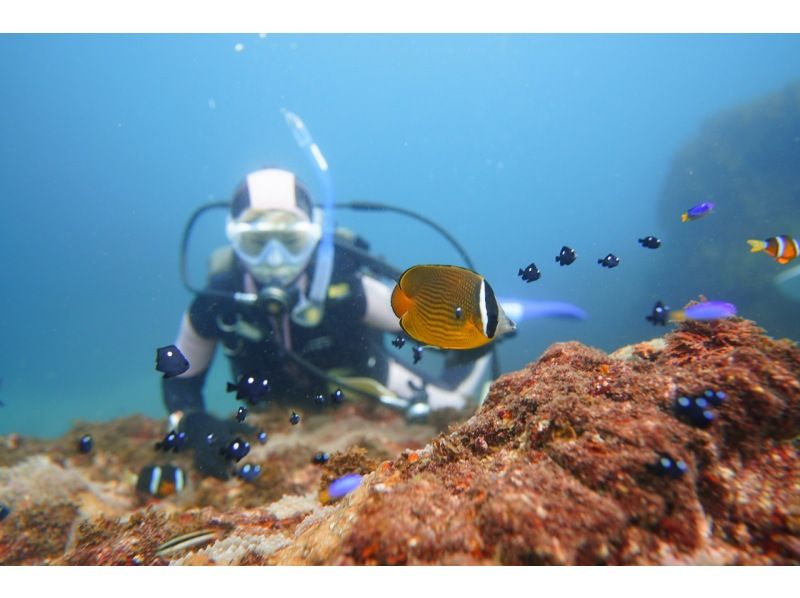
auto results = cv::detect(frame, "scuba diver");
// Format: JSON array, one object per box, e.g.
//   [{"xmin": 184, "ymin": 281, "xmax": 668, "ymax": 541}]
[{"xmin": 164, "ymin": 167, "xmax": 494, "ymax": 479}]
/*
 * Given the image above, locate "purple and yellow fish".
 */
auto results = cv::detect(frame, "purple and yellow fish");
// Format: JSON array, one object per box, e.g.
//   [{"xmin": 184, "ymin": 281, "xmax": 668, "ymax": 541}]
[
  {"xmin": 319, "ymin": 473, "xmax": 362, "ymax": 504},
  {"xmin": 673, "ymin": 301, "xmax": 737, "ymax": 322},
  {"xmin": 646, "ymin": 300, "xmax": 736, "ymax": 325},
  {"xmin": 681, "ymin": 202, "xmax": 715, "ymax": 223},
  {"xmin": 391, "ymin": 265, "xmax": 516, "ymax": 350},
  {"xmin": 747, "ymin": 235, "xmax": 799, "ymax": 265}
]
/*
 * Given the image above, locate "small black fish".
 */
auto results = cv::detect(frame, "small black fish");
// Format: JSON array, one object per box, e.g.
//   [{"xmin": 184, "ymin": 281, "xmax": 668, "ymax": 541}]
[
  {"xmin": 289, "ymin": 411, "xmax": 301, "ymax": 425},
  {"xmin": 518, "ymin": 263, "xmax": 541, "ymax": 283},
  {"xmin": 220, "ymin": 437, "xmax": 250, "ymax": 462},
  {"xmin": 78, "ymin": 434, "xmax": 94, "ymax": 454},
  {"xmin": 555, "ymin": 246, "xmax": 577, "ymax": 266},
  {"xmin": 412, "ymin": 345, "xmax": 424, "ymax": 365},
  {"xmin": 597, "ymin": 254, "xmax": 620, "ymax": 268},
  {"xmin": 674, "ymin": 396, "xmax": 715, "ymax": 429},
  {"xmin": 155, "ymin": 345, "xmax": 190, "ymax": 379},
  {"xmin": 236, "ymin": 406, "xmax": 248, "ymax": 423},
  {"xmin": 313, "ymin": 394, "xmax": 327, "ymax": 406},
  {"xmin": 312, "ymin": 451, "xmax": 330, "ymax": 465},
  {"xmin": 645, "ymin": 301, "xmax": 670, "ymax": 326},
  {"xmin": 226, "ymin": 373, "xmax": 270, "ymax": 405},
  {"xmin": 392, "ymin": 335, "xmax": 406, "ymax": 349},
  {"xmin": 257, "ymin": 431, "xmax": 268, "ymax": 444},
  {"xmin": 638, "ymin": 236, "xmax": 661, "ymax": 249},
  {"xmin": 647, "ymin": 454, "xmax": 687, "ymax": 479},
  {"xmin": 330, "ymin": 389, "xmax": 344, "ymax": 405},
  {"xmin": 236, "ymin": 463, "xmax": 262, "ymax": 482},
  {"xmin": 155, "ymin": 430, "xmax": 186, "ymax": 453},
  {"xmin": 703, "ymin": 389, "xmax": 727, "ymax": 407},
  {"xmin": 0, "ymin": 503, "xmax": 9, "ymax": 522}
]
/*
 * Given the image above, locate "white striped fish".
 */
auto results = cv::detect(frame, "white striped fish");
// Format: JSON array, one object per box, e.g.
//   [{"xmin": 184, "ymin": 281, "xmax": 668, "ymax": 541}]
[
  {"xmin": 747, "ymin": 235, "xmax": 799, "ymax": 265},
  {"xmin": 136, "ymin": 464, "xmax": 185, "ymax": 498},
  {"xmin": 155, "ymin": 529, "xmax": 220, "ymax": 558}
]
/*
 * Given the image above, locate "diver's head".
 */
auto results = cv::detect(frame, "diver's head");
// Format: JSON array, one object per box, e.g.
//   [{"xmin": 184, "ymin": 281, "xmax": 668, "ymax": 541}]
[{"xmin": 226, "ymin": 168, "xmax": 322, "ymax": 286}]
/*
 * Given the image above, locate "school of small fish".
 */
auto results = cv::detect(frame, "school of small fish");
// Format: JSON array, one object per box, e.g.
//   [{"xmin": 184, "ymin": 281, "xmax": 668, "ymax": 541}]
[{"xmin": 389, "ymin": 200, "xmax": 798, "ymax": 352}]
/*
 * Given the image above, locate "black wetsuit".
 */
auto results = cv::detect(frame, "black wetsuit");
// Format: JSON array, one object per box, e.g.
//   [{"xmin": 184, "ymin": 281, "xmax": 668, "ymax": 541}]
[{"xmin": 162, "ymin": 247, "xmax": 390, "ymax": 415}]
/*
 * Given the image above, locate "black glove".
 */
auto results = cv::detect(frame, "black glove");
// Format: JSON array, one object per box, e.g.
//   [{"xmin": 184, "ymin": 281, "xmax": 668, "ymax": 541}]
[{"xmin": 178, "ymin": 412, "xmax": 255, "ymax": 480}]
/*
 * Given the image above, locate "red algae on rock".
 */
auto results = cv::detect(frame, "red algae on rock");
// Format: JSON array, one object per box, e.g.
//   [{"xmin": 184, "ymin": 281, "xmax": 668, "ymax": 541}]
[
  {"xmin": 301, "ymin": 316, "xmax": 799, "ymax": 565},
  {"xmin": 1, "ymin": 315, "xmax": 798, "ymax": 565},
  {"xmin": 0, "ymin": 501, "xmax": 80, "ymax": 565}
]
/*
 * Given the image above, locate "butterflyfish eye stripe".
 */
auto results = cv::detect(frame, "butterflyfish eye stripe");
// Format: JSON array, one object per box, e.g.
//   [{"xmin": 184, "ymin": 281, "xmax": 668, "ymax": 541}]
[
  {"xmin": 483, "ymin": 279, "xmax": 499, "ymax": 338},
  {"xmin": 479, "ymin": 279, "xmax": 489, "ymax": 336}
]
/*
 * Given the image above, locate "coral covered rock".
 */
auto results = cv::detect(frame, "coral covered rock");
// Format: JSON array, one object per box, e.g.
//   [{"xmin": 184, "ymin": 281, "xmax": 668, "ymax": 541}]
[
  {"xmin": 273, "ymin": 315, "xmax": 800, "ymax": 565},
  {"xmin": 1, "ymin": 315, "xmax": 798, "ymax": 565}
]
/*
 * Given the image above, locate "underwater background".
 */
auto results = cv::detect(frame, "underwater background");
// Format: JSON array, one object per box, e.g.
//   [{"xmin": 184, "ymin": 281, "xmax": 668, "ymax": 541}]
[{"xmin": 1, "ymin": 33, "xmax": 799, "ymax": 437}]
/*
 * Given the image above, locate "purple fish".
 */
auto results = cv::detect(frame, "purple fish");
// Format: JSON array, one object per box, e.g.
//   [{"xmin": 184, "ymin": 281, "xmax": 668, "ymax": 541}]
[
  {"xmin": 681, "ymin": 301, "xmax": 737, "ymax": 321},
  {"xmin": 681, "ymin": 202, "xmax": 715, "ymax": 223},
  {"xmin": 327, "ymin": 473, "xmax": 362, "ymax": 499}
]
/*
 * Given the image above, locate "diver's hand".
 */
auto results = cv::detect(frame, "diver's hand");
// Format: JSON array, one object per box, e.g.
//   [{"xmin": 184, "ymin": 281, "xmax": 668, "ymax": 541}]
[
  {"xmin": 379, "ymin": 380, "xmax": 471, "ymax": 422},
  {"xmin": 403, "ymin": 388, "xmax": 466, "ymax": 422},
  {"xmin": 425, "ymin": 386, "xmax": 468, "ymax": 412},
  {"xmin": 405, "ymin": 401, "xmax": 431, "ymax": 422},
  {"xmin": 178, "ymin": 412, "xmax": 254, "ymax": 480}
]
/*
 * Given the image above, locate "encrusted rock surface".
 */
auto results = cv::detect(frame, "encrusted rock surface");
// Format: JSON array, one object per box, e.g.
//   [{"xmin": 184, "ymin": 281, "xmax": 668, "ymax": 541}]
[{"xmin": 1, "ymin": 315, "xmax": 798, "ymax": 565}]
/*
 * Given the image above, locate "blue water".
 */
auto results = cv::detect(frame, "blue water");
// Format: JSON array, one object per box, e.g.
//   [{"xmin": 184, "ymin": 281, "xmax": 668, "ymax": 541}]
[{"xmin": 1, "ymin": 34, "xmax": 799, "ymax": 437}]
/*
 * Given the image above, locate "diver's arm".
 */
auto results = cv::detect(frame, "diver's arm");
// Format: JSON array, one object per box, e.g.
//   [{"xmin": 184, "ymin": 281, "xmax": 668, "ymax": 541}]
[
  {"xmin": 385, "ymin": 353, "xmax": 493, "ymax": 412},
  {"xmin": 163, "ymin": 373, "xmax": 208, "ymax": 419},
  {"xmin": 174, "ymin": 311, "xmax": 217, "ymax": 378},
  {"xmin": 161, "ymin": 311, "xmax": 217, "ymax": 426},
  {"xmin": 360, "ymin": 273, "xmax": 491, "ymax": 411},
  {"xmin": 360, "ymin": 274, "xmax": 402, "ymax": 332}
]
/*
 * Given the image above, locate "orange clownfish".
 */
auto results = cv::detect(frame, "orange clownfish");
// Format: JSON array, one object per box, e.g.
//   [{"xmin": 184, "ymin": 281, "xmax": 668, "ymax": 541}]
[
  {"xmin": 136, "ymin": 464, "xmax": 185, "ymax": 498},
  {"xmin": 390, "ymin": 264, "xmax": 516, "ymax": 350},
  {"xmin": 747, "ymin": 235, "xmax": 799, "ymax": 265}
]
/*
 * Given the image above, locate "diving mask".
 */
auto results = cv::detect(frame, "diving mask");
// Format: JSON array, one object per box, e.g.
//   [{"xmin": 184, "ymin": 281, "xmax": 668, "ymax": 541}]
[{"xmin": 226, "ymin": 208, "xmax": 323, "ymax": 269}]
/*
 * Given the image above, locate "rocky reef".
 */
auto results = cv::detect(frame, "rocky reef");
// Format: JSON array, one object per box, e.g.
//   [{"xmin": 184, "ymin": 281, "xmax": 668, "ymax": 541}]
[{"xmin": 1, "ymin": 314, "xmax": 798, "ymax": 565}]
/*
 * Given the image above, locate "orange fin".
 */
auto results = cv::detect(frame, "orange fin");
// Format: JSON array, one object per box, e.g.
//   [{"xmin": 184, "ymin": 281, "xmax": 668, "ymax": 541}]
[{"xmin": 390, "ymin": 284, "xmax": 413, "ymax": 318}]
